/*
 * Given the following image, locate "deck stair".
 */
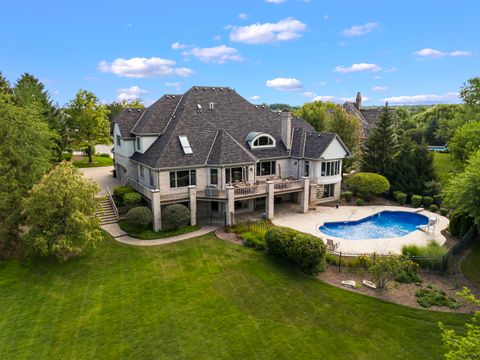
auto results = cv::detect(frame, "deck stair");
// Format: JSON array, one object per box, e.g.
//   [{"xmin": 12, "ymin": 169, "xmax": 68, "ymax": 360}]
[{"xmin": 97, "ymin": 189, "xmax": 119, "ymax": 225}]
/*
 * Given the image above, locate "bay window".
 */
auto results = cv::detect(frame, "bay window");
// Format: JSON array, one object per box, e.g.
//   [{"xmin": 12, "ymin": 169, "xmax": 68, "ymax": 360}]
[{"xmin": 321, "ymin": 160, "xmax": 340, "ymax": 176}]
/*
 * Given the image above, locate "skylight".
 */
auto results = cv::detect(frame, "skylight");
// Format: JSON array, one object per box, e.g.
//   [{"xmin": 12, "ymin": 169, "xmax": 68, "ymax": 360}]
[{"xmin": 178, "ymin": 135, "xmax": 193, "ymax": 154}]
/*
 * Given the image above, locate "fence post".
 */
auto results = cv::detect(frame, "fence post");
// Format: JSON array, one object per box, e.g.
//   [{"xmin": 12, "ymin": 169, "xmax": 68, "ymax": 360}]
[{"xmin": 339, "ymin": 251, "xmax": 342, "ymax": 273}]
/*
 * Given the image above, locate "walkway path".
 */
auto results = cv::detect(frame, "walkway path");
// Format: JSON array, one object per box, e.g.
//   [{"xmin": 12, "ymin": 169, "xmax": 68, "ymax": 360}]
[{"xmin": 102, "ymin": 222, "xmax": 217, "ymax": 246}]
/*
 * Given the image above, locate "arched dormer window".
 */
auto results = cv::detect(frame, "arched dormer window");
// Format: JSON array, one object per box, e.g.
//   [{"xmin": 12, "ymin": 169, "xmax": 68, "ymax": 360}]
[{"xmin": 246, "ymin": 132, "xmax": 276, "ymax": 149}]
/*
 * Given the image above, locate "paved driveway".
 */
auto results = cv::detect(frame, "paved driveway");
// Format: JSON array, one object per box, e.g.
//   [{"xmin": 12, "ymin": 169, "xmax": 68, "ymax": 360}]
[{"xmin": 80, "ymin": 166, "xmax": 120, "ymax": 195}]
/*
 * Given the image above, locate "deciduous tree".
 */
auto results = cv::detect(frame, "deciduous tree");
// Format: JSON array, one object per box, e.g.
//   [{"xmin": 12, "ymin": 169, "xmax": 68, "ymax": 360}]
[
  {"xmin": 460, "ymin": 77, "xmax": 480, "ymax": 106},
  {"xmin": 22, "ymin": 162, "xmax": 102, "ymax": 262},
  {"xmin": 65, "ymin": 90, "xmax": 110, "ymax": 163},
  {"xmin": 449, "ymin": 121, "xmax": 480, "ymax": 164}
]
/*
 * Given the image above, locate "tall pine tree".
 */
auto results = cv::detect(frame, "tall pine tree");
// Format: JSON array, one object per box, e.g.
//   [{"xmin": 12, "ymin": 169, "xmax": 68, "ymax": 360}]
[{"xmin": 361, "ymin": 103, "xmax": 397, "ymax": 176}]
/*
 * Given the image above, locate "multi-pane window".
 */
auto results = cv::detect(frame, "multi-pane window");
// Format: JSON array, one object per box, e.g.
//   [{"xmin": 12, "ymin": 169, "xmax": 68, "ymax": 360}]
[
  {"xmin": 116, "ymin": 135, "xmax": 121, "ymax": 146},
  {"xmin": 322, "ymin": 184, "xmax": 335, "ymax": 198},
  {"xmin": 226, "ymin": 167, "xmax": 244, "ymax": 183},
  {"xmin": 169, "ymin": 170, "xmax": 196, "ymax": 188},
  {"xmin": 321, "ymin": 160, "xmax": 341, "ymax": 176},
  {"xmin": 253, "ymin": 136, "xmax": 274, "ymax": 147},
  {"xmin": 256, "ymin": 161, "xmax": 276, "ymax": 176},
  {"xmin": 210, "ymin": 168, "xmax": 218, "ymax": 185}
]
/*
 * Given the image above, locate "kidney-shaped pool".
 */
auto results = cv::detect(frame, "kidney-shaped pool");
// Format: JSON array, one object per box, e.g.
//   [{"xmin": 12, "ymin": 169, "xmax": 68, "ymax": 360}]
[{"xmin": 319, "ymin": 211, "xmax": 429, "ymax": 240}]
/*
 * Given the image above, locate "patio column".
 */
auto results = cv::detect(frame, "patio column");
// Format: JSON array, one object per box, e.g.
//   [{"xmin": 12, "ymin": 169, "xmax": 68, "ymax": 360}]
[
  {"xmin": 266, "ymin": 180, "xmax": 275, "ymax": 220},
  {"xmin": 151, "ymin": 190, "xmax": 162, "ymax": 231},
  {"xmin": 225, "ymin": 186, "xmax": 235, "ymax": 226},
  {"xmin": 300, "ymin": 176, "xmax": 310, "ymax": 213},
  {"xmin": 188, "ymin": 185, "xmax": 197, "ymax": 226}
]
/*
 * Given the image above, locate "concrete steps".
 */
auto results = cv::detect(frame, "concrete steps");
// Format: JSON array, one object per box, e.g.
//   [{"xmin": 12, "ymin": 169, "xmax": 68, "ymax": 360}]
[{"xmin": 97, "ymin": 198, "xmax": 118, "ymax": 225}]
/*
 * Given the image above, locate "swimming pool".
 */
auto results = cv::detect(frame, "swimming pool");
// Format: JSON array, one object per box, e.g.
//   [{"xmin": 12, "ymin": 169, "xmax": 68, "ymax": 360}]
[{"xmin": 319, "ymin": 211, "xmax": 429, "ymax": 240}]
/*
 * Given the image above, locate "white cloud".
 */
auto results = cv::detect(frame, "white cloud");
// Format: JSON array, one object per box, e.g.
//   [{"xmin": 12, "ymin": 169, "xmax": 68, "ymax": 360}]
[
  {"xmin": 414, "ymin": 48, "xmax": 473, "ymax": 58},
  {"xmin": 334, "ymin": 63, "xmax": 381, "ymax": 74},
  {"xmin": 265, "ymin": 0, "xmax": 286, "ymax": 3},
  {"xmin": 213, "ymin": 35, "xmax": 222, "ymax": 41},
  {"xmin": 340, "ymin": 22, "xmax": 379, "ymax": 37},
  {"xmin": 372, "ymin": 86, "xmax": 388, "ymax": 93},
  {"xmin": 303, "ymin": 91, "xmax": 317, "ymax": 98},
  {"xmin": 238, "ymin": 13, "xmax": 249, "ymax": 20},
  {"xmin": 313, "ymin": 95, "xmax": 370, "ymax": 104},
  {"xmin": 98, "ymin": 57, "xmax": 194, "ymax": 78},
  {"xmin": 230, "ymin": 17, "xmax": 307, "ymax": 45},
  {"xmin": 250, "ymin": 95, "xmax": 261, "ymax": 101},
  {"xmin": 384, "ymin": 92, "xmax": 460, "ymax": 105},
  {"xmin": 171, "ymin": 42, "xmax": 189, "ymax": 50},
  {"xmin": 266, "ymin": 77, "xmax": 303, "ymax": 91},
  {"xmin": 165, "ymin": 82, "xmax": 181, "ymax": 91},
  {"xmin": 182, "ymin": 45, "xmax": 243, "ymax": 64},
  {"xmin": 116, "ymin": 86, "xmax": 148, "ymax": 102}
]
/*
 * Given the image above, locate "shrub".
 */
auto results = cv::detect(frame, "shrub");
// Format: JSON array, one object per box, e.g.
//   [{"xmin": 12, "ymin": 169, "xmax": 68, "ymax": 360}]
[
  {"xmin": 123, "ymin": 192, "xmax": 142, "ymax": 207},
  {"xmin": 62, "ymin": 152, "xmax": 73, "ymax": 161},
  {"xmin": 424, "ymin": 180, "xmax": 442, "ymax": 197},
  {"xmin": 402, "ymin": 240, "xmax": 447, "ymax": 270},
  {"xmin": 368, "ymin": 256, "xmax": 404, "ymax": 289},
  {"xmin": 265, "ymin": 227, "xmax": 326, "ymax": 275},
  {"xmin": 126, "ymin": 206, "xmax": 152, "ymax": 229},
  {"xmin": 98, "ymin": 153, "xmax": 111, "ymax": 158},
  {"xmin": 423, "ymin": 196, "xmax": 434, "ymax": 207},
  {"xmin": 429, "ymin": 204, "xmax": 438, "ymax": 212},
  {"xmin": 395, "ymin": 258, "xmax": 420, "ymax": 283},
  {"xmin": 162, "ymin": 204, "xmax": 190, "ymax": 230},
  {"xmin": 411, "ymin": 195, "xmax": 422, "ymax": 208},
  {"xmin": 343, "ymin": 191, "xmax": 353, "ymax": 202},
  {"xmin": 433, "ymin": 194, "xmax": 443, "ymax": 206},
  {"xmin": 440, "ymin": 208, "xmax": 448, "ymax": 216},
  {"xmin": 449, "ymin": 210, "xmax": 464, "ymax": 237},
  {"xmin": 346, "ymin": 172, "xmax": 390, "ymax": 201},
  {"xmin": 459, "ymin": 215, "xmax": 475, "ymax": 237},
  {"xmin": 113, "ymin": 185, "xmax": 135, "ymax": 196},
  {"xmin": 356, "ymin": 198, "xmax": 365, "ymax": 206},
  {"xmin": 241, "ymin": 232, "xmax": 266, "ymax": 250},
  {"xmin": 394, "ymin": 191, "xmax": 407, "ymax": 205},
  {"xmin": 415, "ymin": 286, "xmax": 460, "ymax": 309}
]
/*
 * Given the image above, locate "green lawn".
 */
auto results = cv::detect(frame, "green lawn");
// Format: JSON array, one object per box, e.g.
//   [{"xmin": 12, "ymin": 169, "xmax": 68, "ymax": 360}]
[
  {"xmin": 433, "ymin": 152, "xmax": 455, "ymax": 187},
  {"xmin": 73, "ymin": 156, "xmax": 113, "ymax": 168},
  {"xmin": 461, "ymin": 242, "xmax": 480, "ymax": 287},
  {"xmin": 0, "ymin": 232, "xmax": 467, "ymax": 359},
  {"xmin": 119, "ymin": 219, "xmax": 201, "ymax": 239}
]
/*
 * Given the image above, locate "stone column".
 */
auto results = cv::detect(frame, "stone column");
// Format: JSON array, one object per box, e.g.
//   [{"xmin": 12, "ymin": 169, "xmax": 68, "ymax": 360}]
[
  {"xmin": 151, "ymin": 190, "xmax": 162, "ymax": 231},
  {"xmin": 266, "ymin": 181, "xmax": 275, "ymax": 220},
  {"xmin": 188, "ymin": 185, "xmax": 197, "ymax": 226},
  {"xmin": 300, "ymin": 176, "xmax": 310, "ymax": 213},
  {"xmin": 225, "ymin": 186, "xmax": 235, "ymax": 226}
]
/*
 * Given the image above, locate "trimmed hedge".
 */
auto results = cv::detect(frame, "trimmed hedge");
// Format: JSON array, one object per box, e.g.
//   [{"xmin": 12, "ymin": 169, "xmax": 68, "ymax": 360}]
[
  {"xmin": 394, "ymin": 191, "xmax": 407, "ymax": 205},
  {"xmin": 429, "ymin": 204, "xmax": 438, "ymax": 212},
  {"xmin": 123, "ymin": 192, "xmax": 142, "ymax": 207},
  {"xmin": 342, "ymin": 191, "xmax": 353, "ymax": 202},
  {"xmin": 356, "ymin": 198, "xmax": 365, "ymax": 206},
  {"xmin": 423, "ymin": 196, "xmax": 434, "ymax": 207},
  {"xmin": 126, "ymin": 206, "xmax": 152, "ymax": 229},
  {"xmin": 433, "ymin": 194, "xmax": 443, "ymax": 206},
  {"xmin": 113, "ymin": 185, "xmax": 135, "ymax": 196},
  {"xmin": 162, "ymin": 204, "xmax": 190, "ymax": 230},
  {"xmin": 265, "ymin": 227, "xmax": 326, "ymax": 275},
  {"xmin": 411, "ymin": 195, "xmax": 422, "ymax": 208},
  {"xmin": 440, "ymin": 208, "xmax": 448, "ymax": 216},
  {"xmin": 448, "ymin": 210, "xmax": 474, "ymax": 237},
  {"xmin": 346, "ymin": 172, "xmax": 390, "ymax": 201}
]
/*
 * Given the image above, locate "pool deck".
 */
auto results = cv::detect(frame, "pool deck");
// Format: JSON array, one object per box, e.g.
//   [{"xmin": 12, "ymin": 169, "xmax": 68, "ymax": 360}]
[{"xmin": 273, "ymin": 205, "xmax": 448, "ymax": 254}]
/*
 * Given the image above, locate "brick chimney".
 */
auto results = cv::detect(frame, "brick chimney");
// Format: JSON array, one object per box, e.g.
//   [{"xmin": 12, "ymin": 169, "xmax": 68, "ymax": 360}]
[
  {"xmin": 281, "ymin": 109, "xmax": 292, "ymax": 150},
  {"xmin": 355, "ymin": 92, "xmax": 362, "ymax": 110}
]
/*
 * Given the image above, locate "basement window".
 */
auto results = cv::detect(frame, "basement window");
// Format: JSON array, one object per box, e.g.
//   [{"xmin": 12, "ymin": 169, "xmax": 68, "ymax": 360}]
[{"xmin": 178, "ymin": 135, "xmax": 193, "ymax": 154}]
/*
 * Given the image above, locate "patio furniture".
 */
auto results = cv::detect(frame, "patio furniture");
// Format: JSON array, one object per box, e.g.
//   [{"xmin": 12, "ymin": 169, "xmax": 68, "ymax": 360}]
[{"xmin": 326, "ymin": 239, "xmax": 339, "ymax": 251}]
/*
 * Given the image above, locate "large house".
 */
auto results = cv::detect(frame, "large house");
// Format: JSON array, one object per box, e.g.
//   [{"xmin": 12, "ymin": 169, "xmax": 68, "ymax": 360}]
[
  {"xmin": 113, "ymin": 86, "xmax": 351, "ymax": 230},
  {"xmin": 343, "ymin": 92, "xmax": 397, "ymax": 138}
]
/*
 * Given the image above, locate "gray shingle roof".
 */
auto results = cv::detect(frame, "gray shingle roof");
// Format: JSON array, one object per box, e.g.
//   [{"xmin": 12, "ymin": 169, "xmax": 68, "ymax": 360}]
[
  {"xmin": 128, "ymin": 86, "xmax": 344, "ymax": 169},
  {"xmin": 131, "ymin": 95, "xmax": 181, "ymax": 134},
  {"xmin": 113, "ymin": 108, "xmax": 145, "ymax": 137},
  {"xmin": 343, "ymin": 101, "xmax": 396, "ymax": 138}
]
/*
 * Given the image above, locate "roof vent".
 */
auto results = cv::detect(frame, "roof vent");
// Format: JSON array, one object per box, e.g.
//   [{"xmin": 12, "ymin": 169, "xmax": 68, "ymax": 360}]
[
  {"xmin": 137, "ymin": 109, "xmax": 141, "ymax": 112},
  {"xmin": 197, "ymin": 104, "xmax": 202, "ymax": 109},
  {"xmin": 195, "ymin": 86, "xmax": 198, "ymax": 90},
  {"xmin": 209, "ymin": 102, "xmax": 214, "ymax": 110},
  {"xmin": 212, "ymin": 87, "xmax": 215, "ymax": 91}
]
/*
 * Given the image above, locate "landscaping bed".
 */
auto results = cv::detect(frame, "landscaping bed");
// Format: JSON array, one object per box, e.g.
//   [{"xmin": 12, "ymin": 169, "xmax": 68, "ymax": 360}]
[{"xmin": 118, "ymin": 219, "xmax": 200, "ymax": 240}]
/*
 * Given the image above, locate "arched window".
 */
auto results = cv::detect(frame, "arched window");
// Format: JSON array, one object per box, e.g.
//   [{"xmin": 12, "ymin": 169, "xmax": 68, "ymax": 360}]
[{"xmin": 247, "ymin": 132, "xmax": 276, "ymax": 149}]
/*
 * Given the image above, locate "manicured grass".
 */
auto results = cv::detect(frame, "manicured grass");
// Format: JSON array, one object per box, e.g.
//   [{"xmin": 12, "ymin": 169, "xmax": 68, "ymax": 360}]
[
  {"xmin": 433, "ymin": 152, "xmax": 455, "ymax": 187},
  {"xmin": 119, "ymin": 219, "xmax": 201, "ymax": 239},
  {"xmin": 0, "ymin": 232, "xmax": 467, "ymax": 359},
  {"xmin": 461, "ymin": 242, "xmax": 480, "ymax": 287},
  {"xmin": 73, "ymin": 156, "xmax": 113, "ymax": 168}
]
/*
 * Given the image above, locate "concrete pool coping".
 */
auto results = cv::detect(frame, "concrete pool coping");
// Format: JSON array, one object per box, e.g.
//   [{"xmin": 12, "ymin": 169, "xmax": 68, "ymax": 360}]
[{"xmin": 272, "ymin": 205, "xmax": 449, "ymax": 255}]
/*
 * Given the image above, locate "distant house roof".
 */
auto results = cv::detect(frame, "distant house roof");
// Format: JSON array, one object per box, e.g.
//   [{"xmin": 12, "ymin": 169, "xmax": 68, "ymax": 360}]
[{"xmin": 114, "ymin": 86, "xmax": 349, "ymax": 169}]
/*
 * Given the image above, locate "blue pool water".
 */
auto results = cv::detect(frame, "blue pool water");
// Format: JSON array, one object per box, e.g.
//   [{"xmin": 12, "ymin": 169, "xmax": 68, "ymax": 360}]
[{"xmin": 319, "ymin": 211, "xmax": 429, "ymax": 240}]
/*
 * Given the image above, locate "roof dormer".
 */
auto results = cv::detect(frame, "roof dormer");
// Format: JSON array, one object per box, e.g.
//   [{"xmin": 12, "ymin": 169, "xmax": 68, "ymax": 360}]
[{"xmin": 246, "ymin": 132, "xmax": 276, "ymax": 149}]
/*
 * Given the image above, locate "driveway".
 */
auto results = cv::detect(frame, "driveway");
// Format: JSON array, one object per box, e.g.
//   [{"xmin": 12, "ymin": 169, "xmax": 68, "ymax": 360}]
[{"xmin": 80, "ymin": 166, "xmax": 120, "ymax": 195}]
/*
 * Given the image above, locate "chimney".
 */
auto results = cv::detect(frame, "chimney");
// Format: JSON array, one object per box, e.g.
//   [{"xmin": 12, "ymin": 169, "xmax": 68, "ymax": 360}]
[
  {"xmin": 355, "ymin": 92, "xmax": 362, "ymax": 110},
  {"xmin": 281, "ymin": 109, "xmax": 292, "ymax": 150}
]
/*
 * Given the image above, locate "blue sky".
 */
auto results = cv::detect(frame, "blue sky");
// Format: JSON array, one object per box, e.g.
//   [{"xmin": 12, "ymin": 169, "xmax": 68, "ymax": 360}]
[{"xmin": 1, "ymin": 0, "xmax": 479, "ymax": 106}]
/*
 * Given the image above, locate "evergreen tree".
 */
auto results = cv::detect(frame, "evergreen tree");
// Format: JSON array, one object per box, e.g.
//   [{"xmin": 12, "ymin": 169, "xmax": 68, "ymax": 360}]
[
  {"xmin": 361, "ymin": 103, "xmax": 397, "ymax": 175},
  {"xmin": 0, "ymin": 71, "xmax": 13, "ymax": 97},
  {"xmin": 387, "ymin": 137, "xmax": 435, "ymax": 194}
]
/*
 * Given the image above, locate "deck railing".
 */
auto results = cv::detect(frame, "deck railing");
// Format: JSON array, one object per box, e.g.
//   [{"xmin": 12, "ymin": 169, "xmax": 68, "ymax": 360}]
[{"xmin": 234, "ymin": 186, "xmax": 260, "ymax": 196}]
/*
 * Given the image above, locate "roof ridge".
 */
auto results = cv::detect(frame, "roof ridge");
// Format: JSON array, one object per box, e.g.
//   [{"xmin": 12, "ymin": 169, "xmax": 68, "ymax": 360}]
[
  {"xmin": 205, "ymin": 130, "xmax": 220, "ymax": 165},
  {"xmin": 223, "ymin": 130, "xmax": 257, "ymax": 162}
]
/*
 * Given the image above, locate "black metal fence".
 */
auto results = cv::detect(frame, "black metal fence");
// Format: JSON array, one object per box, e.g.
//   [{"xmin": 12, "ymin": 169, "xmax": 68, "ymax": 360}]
[{"xmin": 327, "ymin": 225, "xmax": 478, "ymax": 273}]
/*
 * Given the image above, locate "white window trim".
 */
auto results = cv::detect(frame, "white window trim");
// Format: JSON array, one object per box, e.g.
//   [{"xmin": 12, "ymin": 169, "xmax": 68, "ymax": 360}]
[{"xmin": 249, "ymin": 134, "xmax": 276, "ymax": 149}]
